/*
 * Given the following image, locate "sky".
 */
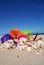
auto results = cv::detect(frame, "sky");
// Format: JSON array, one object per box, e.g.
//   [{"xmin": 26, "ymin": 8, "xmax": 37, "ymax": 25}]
[{"xmin": 0, "ymin": 0, "xmax": 44, "ymax": 35}]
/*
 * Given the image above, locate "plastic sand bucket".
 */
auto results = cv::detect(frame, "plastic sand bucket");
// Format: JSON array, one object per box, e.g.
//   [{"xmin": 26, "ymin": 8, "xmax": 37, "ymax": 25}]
[
  {"xmin": 9, "ymin": 28, "xmax": 22, "ymax": 39},
  {"xmin": 1, "ymin": 34, "xmax": 12, "ymax": 43},
  {"xmin": 17, "ymin": 34, "xmax": 28, "ymax": 42}
]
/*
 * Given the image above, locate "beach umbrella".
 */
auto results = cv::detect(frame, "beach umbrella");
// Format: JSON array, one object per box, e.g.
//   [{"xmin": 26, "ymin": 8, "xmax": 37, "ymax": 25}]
[
  {"xmin": 9, "ymin": 28, "xmax": 22, "ymax": 39},
  {"xmin": 1, "ymin": 34, "xmax": 12, "ymax": 43}
]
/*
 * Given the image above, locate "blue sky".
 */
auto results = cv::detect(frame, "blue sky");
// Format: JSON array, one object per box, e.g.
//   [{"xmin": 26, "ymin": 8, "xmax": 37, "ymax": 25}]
[{"xmin": 0, "ymin": 0, "xmax": 44, "ymax": 35}]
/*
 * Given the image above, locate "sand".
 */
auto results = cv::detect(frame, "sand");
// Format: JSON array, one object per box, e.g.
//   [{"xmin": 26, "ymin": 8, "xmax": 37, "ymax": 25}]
[{"xmin": 0, "ymin": 35, "xmax": 44, "ymax": 65}]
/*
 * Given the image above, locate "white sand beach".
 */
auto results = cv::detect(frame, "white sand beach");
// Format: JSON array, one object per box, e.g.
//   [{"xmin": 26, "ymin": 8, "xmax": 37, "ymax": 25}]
[{"xmin": 0, "ymin": 35, "xmax": 44, "ymax": 65}]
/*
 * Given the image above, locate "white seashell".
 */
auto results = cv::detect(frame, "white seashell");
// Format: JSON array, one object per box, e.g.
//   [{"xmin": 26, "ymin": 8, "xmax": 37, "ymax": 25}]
[
  {"xmin": 7, "ymin": 40, "xmax": 14, "ymax": 44},
  {"xmin": 8, "ymin": 40, "xmax": 13, "ymax": 42},
  {"xmin": 4, "ymin": 41, "xmax": 13, "ymax": 48},
  {"xmin": 27, "ymin": 47, "xmax": 32, "ymax": 52},
  {"xmin": 19, "ymin": 41, "xmax": 24, "ymax": 46},
  {"xmin": 19, "ymin": 38, "xmax": 27, "ymax": 42},
  {"xmin": 32, "ymin": 43, "xmax": 37, "ymax": 49},
  {"xmin": 17, "ymin": 45, "xmax": 22, "ymax": 51}
]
